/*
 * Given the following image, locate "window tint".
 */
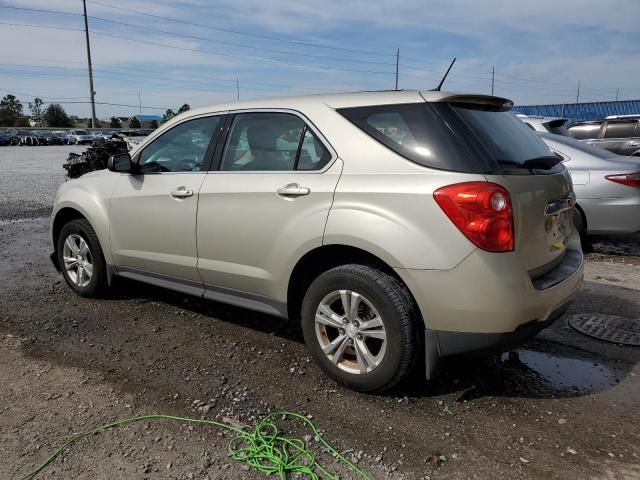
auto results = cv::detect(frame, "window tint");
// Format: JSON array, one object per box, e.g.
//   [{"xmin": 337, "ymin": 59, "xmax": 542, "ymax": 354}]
[
  {"xmin": 450, "ymin": 105, "xmax": 552, "ymax": 166},
  {"xmin": 338, "ymin": 103, "xmax": 488, "ymax": 172},
  {"xmin": 604, "ymin": 121, "xmax": 638, "ymax": 138},
  {"xmin": 220, "ymin": 113, "xmax": 305, "ymax": 171},
  {"xmin": 569, "ymin": 124, "xmax": 601, "ymax": 140},
  {"xmin": 297, "ymin": 128, "xmax": 331, "ymax": 170},
  {"xmin": 138, "ymin": 116, "xmax": 220, "ymax": 173}
]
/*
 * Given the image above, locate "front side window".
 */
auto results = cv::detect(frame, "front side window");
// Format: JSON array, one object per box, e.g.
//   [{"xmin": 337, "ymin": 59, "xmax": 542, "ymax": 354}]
[
  {"xmin": 137, "ymin": 116, "xmax": 220, "ymax": 173},
  {"xmin": 604, "ymin": 121, "xmax": 638, "ymax": 139},
  {"xmin": 569, "ymin": 124, "xmax": 601, "ymax": 140},
  {"xmin": 220, "ymin": 113, "xmax": 305, "ymax": 171}
]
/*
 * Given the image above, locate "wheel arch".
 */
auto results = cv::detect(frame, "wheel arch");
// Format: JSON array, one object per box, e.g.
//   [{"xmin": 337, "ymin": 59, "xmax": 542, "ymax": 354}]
[{"xmin": 286, "ymin": 244, "xmax": 420, "ymax": 323}]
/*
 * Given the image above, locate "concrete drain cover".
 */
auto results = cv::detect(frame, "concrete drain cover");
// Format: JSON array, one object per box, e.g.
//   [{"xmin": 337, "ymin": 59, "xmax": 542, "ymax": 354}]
[{"xmin": 568, "ymin": 314, "xmax": 640, "ymax": 346}]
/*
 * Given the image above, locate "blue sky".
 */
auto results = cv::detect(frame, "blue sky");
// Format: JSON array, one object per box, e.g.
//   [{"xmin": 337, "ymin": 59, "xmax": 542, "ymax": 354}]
[{"xmin": 1, "ymin": 0, "xmax": 639, "ymax": 119}]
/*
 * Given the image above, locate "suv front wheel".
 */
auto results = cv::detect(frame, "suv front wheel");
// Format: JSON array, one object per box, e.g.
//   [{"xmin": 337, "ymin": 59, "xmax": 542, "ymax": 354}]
[
  {"xmin": 57, "ymin": 219, "xmax": 108, "ymax": 297},
  {"xmin": 301, "ymin": 264, "xmax": 419, "ymax": 392}
]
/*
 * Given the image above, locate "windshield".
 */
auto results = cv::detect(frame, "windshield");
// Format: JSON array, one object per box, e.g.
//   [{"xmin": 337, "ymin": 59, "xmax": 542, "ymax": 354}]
[
  {"xmin": 449, "ymin": 105, "xmax": 553, "ymax": 166},
  {"xmin": 76, "ymin": 130, "xmax": 88, "ymax": 135}
]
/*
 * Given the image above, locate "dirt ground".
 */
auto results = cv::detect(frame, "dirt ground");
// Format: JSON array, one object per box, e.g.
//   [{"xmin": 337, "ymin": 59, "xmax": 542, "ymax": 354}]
[{"xmin": 1, "ymin": 146, "xmax": 640, "ymax": 480}]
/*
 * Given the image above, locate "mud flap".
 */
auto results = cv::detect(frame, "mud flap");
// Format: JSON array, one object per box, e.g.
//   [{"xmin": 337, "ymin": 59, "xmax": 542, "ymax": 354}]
[{"xmin": 424, "ymin": 328, "xmax": 440, "ymax": 380}]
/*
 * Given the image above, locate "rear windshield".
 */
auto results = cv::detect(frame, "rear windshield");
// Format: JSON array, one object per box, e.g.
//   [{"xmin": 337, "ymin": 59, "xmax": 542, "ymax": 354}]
[{"xmin": 338, "ymin": 102, "xmax": 554, "ymax": 173}]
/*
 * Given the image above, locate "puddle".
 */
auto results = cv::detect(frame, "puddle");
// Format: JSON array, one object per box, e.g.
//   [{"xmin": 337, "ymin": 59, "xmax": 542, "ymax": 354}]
[{"xmin": 498, "ymin": 349, "xmax": 619, "ymax": 393}]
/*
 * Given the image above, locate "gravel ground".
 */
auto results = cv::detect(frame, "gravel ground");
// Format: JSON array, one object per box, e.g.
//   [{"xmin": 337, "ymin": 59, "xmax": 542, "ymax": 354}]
[{"xmin": 1, "ymin": 146, "xmax": 640, "ymax": 480}]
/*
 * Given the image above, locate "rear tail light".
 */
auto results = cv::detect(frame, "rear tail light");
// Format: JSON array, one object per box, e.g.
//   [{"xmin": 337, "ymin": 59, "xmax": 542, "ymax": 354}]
[
  {"xmin": 605, "ymin": 173, "xmax": 640, "ymax": 188},
  {"xmin": 434, "ymin": 181, "xmax": 514, "ymax": 252}
]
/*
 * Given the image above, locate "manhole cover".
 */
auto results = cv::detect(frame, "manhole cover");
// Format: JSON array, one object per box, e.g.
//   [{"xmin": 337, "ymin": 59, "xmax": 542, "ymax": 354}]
[{"xmin": 568, "ymin": 314, "xmax": 640, "ymax": 346}]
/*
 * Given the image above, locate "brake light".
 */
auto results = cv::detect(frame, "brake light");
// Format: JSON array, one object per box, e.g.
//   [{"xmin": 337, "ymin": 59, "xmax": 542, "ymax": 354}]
[
  {"xmin": 605, "ymin": 173, "xmax": 640, "ymax": 188},
  {"xmin": 434, "ymin": 182, "xmax": 514, "ymax": 252}
]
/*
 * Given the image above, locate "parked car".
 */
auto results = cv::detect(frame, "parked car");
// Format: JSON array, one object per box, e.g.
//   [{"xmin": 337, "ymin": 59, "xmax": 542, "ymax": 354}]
[
  {"xmin": 18, "ymin": 130, "xmax": 46, "ymax": 146},
  {"xmin": 517, "ymin": 114, "xmax": 572, "ymax": 136},
  {"xmin": 0, "ymin": 131, "xmax": 11, "ymax": 146},
  {"xmin": 568, "ymin": 119, "xmax": 640, "ymax": 156},
  {"xmin": 50, "ymin": 91, "xmax": 583, "ymax": 392},
  {"xmin": 91, "ymin": 130, "xmax": 106, "ymax": 140},
  {"xmin": 538, "ymin": 132, "xmax": 640, "ymax": 240},
  {"xmin": 52, "ymin": 131, "xmax": 70, "ymax": 144},
  {"xmin": 68, "ymin": 129, "xmax": 94, "ymax": 145},
  {"xmin": 35, "ymin": 131, "xmax": 64, "ymax": 146}
]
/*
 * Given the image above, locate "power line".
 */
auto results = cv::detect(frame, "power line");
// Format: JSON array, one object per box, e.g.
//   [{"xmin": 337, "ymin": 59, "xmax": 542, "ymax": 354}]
[
  {"xmin": 88, "ymin": 15, "xmax": 397, "ymax": 66},
  {"xmin": 86, "ymin": 0, "xmax": 396, "ymax": 57},
  {"xmin": 0, "ymin": 22, "xmax": 396, "ymax": 76}
]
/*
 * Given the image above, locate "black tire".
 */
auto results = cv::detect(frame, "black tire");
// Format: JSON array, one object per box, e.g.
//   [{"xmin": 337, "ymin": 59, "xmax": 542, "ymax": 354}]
[
  {"xmin": 301, "ymin": 264, "xmax": 419, "ymax": 393},
  {"xmin": 573, "ymin": 207, "xmax": 592, "ymax": 253},
  {"xmin": 56, "ymin": 219, "xmax": 108, "ymax": 297}
]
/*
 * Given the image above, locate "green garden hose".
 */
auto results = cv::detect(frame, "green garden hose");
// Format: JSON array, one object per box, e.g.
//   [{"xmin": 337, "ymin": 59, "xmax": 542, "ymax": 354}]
[{"xmin": 19, "ymin": 411, "xmax": 372, "ymax": 480}]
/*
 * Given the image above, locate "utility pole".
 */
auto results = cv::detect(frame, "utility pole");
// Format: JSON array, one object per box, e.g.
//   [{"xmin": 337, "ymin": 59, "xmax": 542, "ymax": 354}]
[
  {"xmin": 395, "ymin": 48, "xmax": 400, "ymax": 91},
  {"xmin": 491, "ymin": 65, "xmax": 495, "ymax": 96},
  {"xmin": 82, "ymin": 0, "xmax": 97, "ymax": 128},
  {"xmin": 616, "ymin": 88, "xmax": 620, "ymax": 101},
  {"xmin": 236, "ymin": 79, "xmax": 240, "ymax": 101},
  {"xmin": 576, "ymin": 81, "xmax": 581, "ymax": 103},
  {"xmin": 138, "ymin": 92, "xmax": 142, "ymax": 114}
]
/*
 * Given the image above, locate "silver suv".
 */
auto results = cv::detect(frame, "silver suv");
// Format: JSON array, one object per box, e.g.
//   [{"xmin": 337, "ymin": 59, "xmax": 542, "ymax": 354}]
[{"xmin": 50, "ymin": 91, "xmax": 583, "ymax": 392}]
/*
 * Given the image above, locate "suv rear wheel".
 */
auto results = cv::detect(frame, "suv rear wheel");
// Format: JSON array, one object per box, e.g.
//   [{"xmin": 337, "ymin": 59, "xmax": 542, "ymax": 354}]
[
  {"xmin": 57, "ymin": 219, "xmax": 108, "ymax": 297},
  {"xmin": 301, "ymin": 264, "xmax": 418, "ymax": 392}
]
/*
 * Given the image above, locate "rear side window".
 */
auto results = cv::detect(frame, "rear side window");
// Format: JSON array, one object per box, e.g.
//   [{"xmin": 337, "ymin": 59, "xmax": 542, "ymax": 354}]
[
  {"xmin": 604, "ymin": 121, "xmax": 638, "ymax": 138},
  {"xmin": 338, "ymin": 103, "xmax": 487, "ymax": 172},
  {"xmin": 220, "ymin": 112, "xmax": 331, "ymax": 171}
]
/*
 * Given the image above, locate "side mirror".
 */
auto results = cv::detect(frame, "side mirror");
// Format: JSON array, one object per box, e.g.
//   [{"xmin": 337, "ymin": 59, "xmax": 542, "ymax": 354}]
[{"xmin": 107, "ymin": 153, "xmax": 133, "ymax": 172}]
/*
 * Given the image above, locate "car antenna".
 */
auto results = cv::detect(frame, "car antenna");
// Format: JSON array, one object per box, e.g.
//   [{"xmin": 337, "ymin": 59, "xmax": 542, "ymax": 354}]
[{"xmin": 432, "ymin": 57, "xmax": 456, "ymax": 91}]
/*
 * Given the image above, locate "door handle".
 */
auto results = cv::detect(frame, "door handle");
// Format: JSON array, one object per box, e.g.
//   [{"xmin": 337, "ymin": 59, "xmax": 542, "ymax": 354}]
[
  {"xmin": 276, "ymin": 183, "xmax": 310, "ymax": 197},
  {"xmin": 170, "ymin": 187, "xmax": 194, "ymax": 198},
  {"xmin": 628, "ymin": 141, "xmax": 639, "ymax": 147}
]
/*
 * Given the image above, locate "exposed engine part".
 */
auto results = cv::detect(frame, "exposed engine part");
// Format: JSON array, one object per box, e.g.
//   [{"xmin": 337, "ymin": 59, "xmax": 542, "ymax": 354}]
[{"xmin": 63, "ymin": 139, "xmax": 128, "ymax": 179}]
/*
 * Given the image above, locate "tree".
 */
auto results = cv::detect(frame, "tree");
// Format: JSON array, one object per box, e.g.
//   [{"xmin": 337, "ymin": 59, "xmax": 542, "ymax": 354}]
[
  {"xmin": 162, "ymin": 109, "xmax": 175, "ymax": 123},
  {"xmin": 178, "ymin": 103, "xmax": 190, "ymax": 114},
  {"xmin": 43, "ymin": 104, "xmax": 73, "ymax": 127},
  {"xmin": 15, "ymin": 117, "xmax": 30, "ymax": 127},
  {"xmin": 109, "ymin": 116, "xmax": 122, "ymax": 128},
  {"xmin": 0, "ymin": 94, "xmax": 24, "ymax": 126},
  {"xmin": 149, "ymin": 119, "xmax": 159, "ymax": 129},
  {"xmin": 129, "ymin": 116, "xmax": 141, "ymax": 128},
  {"xmin": 28, "ymin": 97, "xmax": 44, "ymax": 126}
]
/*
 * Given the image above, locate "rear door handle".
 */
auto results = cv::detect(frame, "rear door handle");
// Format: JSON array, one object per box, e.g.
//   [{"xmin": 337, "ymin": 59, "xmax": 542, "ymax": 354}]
[
  {"xmin": 628, "ymin": 141, "xmax": 639, "ymax": 147},
  {"xmin": 276, "ymin": 183, "xmax": 310, "ymax": 197},
  {"xmin": 170, "ymin": 186, "xmax": 194, "ymax": 198}
]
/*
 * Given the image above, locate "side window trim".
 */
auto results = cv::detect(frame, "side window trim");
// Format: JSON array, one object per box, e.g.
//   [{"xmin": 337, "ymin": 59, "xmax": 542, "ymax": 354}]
[
  {"xmin": 292, "ymin": 124, "xmax": 308, "ymax": 171},
  {"xmin": 132, "ymin": 113, "xmax": 225, "ymax": 174},
  {"xmin": 209, "ymin": 108, "xmax": 336, "ymax": 173}
]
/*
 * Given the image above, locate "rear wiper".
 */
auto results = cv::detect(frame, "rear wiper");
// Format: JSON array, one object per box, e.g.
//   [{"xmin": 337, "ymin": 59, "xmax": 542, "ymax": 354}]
[{"xmin": 498, "ymin": 155, "xmax": 562, "ymax": 171}]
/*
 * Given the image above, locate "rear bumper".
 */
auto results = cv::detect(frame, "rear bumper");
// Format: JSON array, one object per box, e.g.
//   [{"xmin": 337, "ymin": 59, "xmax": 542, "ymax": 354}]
[
  {"xmin": 396, "ymin": 237, "xmax": 583, "ymax": 340},
  {"xmin": 580, "ymin": 196, "xmax": 640, "ymax": 235},
  {"xmin": 430, "ymin": 297, "xmax": 573, "ymax": 357}
]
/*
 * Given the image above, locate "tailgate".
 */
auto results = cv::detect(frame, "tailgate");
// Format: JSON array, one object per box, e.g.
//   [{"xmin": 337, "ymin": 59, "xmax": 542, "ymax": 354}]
[{"xmin": 485, "ymin": 169, "xmax": 576, "ymax": 274}]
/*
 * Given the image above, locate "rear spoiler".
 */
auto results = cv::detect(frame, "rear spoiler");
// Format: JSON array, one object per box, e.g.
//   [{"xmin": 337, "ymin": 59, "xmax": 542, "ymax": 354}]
[{"xmin": 433, "ymin": 94, "xmax": 514, "ymax": 112}]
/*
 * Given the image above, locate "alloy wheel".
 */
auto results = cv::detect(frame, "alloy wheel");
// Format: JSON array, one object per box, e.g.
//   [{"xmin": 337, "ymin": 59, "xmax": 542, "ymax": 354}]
[
  {"xmin": 314, "ymin": 290, "xmax": 387, "ymax": 374},
  {"xmin": 62, "ymin": 234, "xmax": 93, "ymax": 288}
]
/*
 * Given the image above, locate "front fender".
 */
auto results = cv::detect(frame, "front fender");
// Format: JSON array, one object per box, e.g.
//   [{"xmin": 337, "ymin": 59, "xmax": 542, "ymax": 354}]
[{"xmin": 51, "ymin": 175, "xmax": 117, "ymax": 265}]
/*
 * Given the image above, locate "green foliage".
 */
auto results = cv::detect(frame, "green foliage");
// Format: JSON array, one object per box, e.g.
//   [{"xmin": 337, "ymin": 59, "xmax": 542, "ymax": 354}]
[
  {"xmin": 128, "ymin": 116, "xmax": 141, "ymax": 128},
  {"xmin": 28, "ymin": 98, "xmax": 44, "ymax": 126},
  {"xmin": 162, "ymin": 109, "xmax": 176, "ymax": 123},
  {"xmin": 15, "ymin": 117, "xmax": 30, "ymax": 127},
  {"xmin": 178, "ymin": 103, "xmax": 191, "ymax": 113},
  {"xmin": 149, "ymin": 119, "xmax": 159, "ymax": 129},
  {"xmin": 0, "ymin": 94, "xmax": 24, "ymax": 126},
  {"xmin": 43, "ymin": 104, "xmax": 73, "ymax": 127},
  {"xmin": 109, "ymin": 116, "xmax": 122, "ymax": 128}
]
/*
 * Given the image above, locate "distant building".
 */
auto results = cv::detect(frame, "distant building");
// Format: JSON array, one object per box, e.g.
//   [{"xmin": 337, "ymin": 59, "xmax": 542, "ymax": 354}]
[
  {"xmin": 126, "ymin": 114, "xmax": 162, "ymax": 128},
  {"xmin": 513, "ymin": 99, "xmax": 640, "ymax": 123}
]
